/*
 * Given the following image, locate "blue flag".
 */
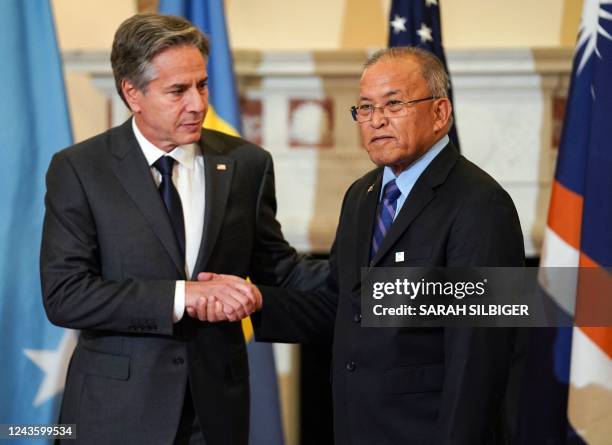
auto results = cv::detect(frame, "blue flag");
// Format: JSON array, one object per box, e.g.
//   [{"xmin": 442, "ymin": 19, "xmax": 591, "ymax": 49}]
[
  {"xmin": 0, "ymin": 0, "xmax": 74, "ymax": 440},
  {"xmin": 159, "ymin": 2, "xmax": 285, "ymax": 444},
  {"xmin": 388, "ymin": 0, "xmax": 460, "ymax": 151},
  {"xmin": 559, "ymin": 0, "xmax": 612, "ymax": 441}
]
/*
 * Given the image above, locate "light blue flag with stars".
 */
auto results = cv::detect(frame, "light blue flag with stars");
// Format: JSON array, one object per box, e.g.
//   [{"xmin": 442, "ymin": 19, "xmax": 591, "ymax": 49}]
[{"xmin": 0, "ymin": 0, "xmax": 75, "ymax": 440}]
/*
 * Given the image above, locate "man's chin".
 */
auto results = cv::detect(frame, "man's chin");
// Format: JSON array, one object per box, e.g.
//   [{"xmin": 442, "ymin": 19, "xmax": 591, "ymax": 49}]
[
  {"xmin": 365, "ymin": 149, "xmax": 390, "ymax": 167},
  {"xmin": 367, "ymin": 155, "xmax": 410, "ymax": 174},
  {"xmin": 180, "ymin": 128, "xmax": 203, "ymax": 144}
]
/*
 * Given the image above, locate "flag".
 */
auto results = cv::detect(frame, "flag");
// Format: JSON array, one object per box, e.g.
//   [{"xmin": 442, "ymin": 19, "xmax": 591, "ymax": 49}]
[
  {"xmin": 563, "ymin": 0, "xmax": 612, "ymax": 442},
  {"xmin": 159, "ymin": 2, "xmax": 285, "ymax": 444},
  {"xmin": 388, "ymin": 0, "xmax": 460, "ymax": 151},
  {"xmin": 522, "ymin": 0, "xmax": 612, "ymax": 443},
  {"xmin": 0, "ymin": 0, "xmax": 75, "ymax": 441}
]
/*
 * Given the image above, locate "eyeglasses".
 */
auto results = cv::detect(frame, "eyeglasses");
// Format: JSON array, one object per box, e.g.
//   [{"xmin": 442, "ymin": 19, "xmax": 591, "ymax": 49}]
[{"xmin": 350, "ymin": 96, "xmax": 437, "ymax": 122}]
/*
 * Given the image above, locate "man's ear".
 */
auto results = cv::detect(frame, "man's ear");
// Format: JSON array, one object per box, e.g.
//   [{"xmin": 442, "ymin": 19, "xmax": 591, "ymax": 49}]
[
  {"xmin": 121, "ymin": 79, "xmax": 142, "ymax": 113},
  {"xmin": 432, "ymin": 97, "xmax": 452, "ymax": 132}
]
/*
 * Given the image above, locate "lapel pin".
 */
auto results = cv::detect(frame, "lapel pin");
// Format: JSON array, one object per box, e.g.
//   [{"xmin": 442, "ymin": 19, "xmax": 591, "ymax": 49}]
[
  {"xmin": 367, "ymin": 185, "xmax": 374, "ymax": 193},
  {"xmin": 395, "ymin": 251, "xmax": 405, "ymax": 263},
  {"xmin": 216, "ymin": 164, "xmax": 227, "ymax": 171}
]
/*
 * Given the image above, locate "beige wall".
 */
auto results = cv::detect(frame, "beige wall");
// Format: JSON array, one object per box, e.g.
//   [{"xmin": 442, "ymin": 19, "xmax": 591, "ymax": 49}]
[
  {"xmin": 52, "ymin": 0, "xmax": 136, "ymax": 50},
  {"xmin": 443, "ymin": 0, "xmax": 581, "ymax": 48},
  {"xmin": 226, "ymin": 0, "xmax": 582, "ymax": 50},
  {"xmin": 54, "ymin": 0, "xmax": 582, "ymax": 53},
  {"xmin": 54, "ymin": 0, "xmax": 583, "ymax": 143}
]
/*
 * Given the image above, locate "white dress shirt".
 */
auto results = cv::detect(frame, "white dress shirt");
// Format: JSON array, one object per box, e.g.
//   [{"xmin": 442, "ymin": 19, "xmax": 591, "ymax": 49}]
[{"xmin": 132, "ymin": 119, "xmax": 205, "ymax": 322}]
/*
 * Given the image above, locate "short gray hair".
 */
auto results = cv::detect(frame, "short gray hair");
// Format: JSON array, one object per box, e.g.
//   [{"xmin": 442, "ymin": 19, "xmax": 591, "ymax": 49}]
[
  {"xmin": 111, "ymin": 13, "xmax": 210, "ymax": 106},
  {"xmin": 364, "ymin": 47, "xmax": 449, "ymax": 99}
]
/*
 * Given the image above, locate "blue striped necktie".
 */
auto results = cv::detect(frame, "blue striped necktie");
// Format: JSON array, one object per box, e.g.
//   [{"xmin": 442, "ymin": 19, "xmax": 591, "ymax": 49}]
[
  {"xmin": 370, "ymin": 179, "xmax": 401, "ymax": 261},
  {"xmin": 153, "ymin": 156, "xmax": 185, "ymax": 261}
]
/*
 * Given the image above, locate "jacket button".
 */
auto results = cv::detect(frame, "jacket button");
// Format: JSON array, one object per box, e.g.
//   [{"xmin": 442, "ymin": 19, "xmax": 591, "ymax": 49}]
[
  {"xmin": 345, "ymin": 361, "xmax": 356, "ymax": 372},
  {"xmin": 172, "ymin": 357, "xmax": 185, "ymax": 366},
  {"xmin": 353, "ymin": 313, "xmax": 361, "ymax": 323}
]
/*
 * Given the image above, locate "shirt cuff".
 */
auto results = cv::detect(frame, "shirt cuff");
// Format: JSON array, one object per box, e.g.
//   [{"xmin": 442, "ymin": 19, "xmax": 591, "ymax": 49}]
[{"xmin": 173, "ymin": 280, "xmax": 185, "ymax": 323}]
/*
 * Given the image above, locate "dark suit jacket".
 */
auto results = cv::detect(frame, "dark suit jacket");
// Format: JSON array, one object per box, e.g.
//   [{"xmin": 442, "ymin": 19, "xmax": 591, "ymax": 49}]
[
  {"xmin": 255, "ymin": 142, "xmax": 525, "ymax": 445},
  {"xmin": 40, "ymin": 119, "xmax": 324, "ymax": 445}
]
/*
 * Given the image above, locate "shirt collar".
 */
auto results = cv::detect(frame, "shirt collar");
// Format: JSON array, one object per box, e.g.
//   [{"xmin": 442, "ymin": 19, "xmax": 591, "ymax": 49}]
[
  {"xmin": 132, "ymin": 118, "xmax": 198, "ymax": 170},
  {"xmin": 380, "ymin": 134, "xmax": 449, "ymax": 199}
]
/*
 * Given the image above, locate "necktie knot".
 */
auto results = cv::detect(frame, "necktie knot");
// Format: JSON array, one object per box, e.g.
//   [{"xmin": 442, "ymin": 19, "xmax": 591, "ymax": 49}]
[
  {"xmin": 153, "ymin": 156, "xmax": 175, "ymax": 176},
  {"xmin": 383, "ymin": 180, "xmax": 401, "ymax": 204}
]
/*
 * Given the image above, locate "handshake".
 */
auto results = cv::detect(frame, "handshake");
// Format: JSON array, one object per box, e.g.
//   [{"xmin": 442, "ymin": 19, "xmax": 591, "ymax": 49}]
[{"xmin": 184, "ymin": 272, "xmax": 262, "ymax": 322}]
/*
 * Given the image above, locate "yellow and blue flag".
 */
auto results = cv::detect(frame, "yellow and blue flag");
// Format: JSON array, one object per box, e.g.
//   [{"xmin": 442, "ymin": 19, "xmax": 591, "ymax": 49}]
[
  {"xmin": 159, "ymin": 2, "xmax": 285, "ymax": 444},
  {"xmin": 0, "ymin": 0, "xmax": 74, "ymax": 440}
]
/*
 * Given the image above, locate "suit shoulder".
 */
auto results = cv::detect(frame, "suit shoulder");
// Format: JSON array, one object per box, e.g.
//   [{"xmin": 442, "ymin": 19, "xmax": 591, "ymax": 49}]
[
  {"xmin": 446, "ymin": 156, "xmax": 517, "ymax": 212},
  {"xmin": 53, "ymin": 126, "xmax": 117, "ymax": 163},
  {"xmin": 201, "ymin": 129, "xmax": 270, "ymax": 163},
  {"xmin": 345, "ymin": 167, "xmax": 382, "ymax": 198},
  {"xmin": 452, "ymin": 156, "xmax": 507, "ymax": 194}
]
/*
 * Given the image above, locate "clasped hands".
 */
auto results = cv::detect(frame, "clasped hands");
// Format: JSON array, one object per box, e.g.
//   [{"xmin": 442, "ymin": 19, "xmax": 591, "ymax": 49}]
[{"xmin": 184, "ymin": 272, "xmax": 262, "ymax": 322}]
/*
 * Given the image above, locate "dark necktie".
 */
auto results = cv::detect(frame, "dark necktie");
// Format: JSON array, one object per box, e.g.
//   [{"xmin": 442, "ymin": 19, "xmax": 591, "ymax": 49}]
[
  {"xmin": 370, "ymin": 179, "xmax": 401, "ymax": 261},
  {"xmin": 153, "ymin": 156, "xmax": 185, "ymax": 261}
]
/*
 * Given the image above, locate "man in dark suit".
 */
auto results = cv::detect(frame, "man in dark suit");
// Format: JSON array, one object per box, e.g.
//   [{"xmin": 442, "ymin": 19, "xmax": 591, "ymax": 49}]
[
  {"xmin": 200, "ymin": 47, "xmax": 525, "ymax": 444},
  {"xmin": 40, "ymin": 14, "xmax": 323, "ymax": 445}
]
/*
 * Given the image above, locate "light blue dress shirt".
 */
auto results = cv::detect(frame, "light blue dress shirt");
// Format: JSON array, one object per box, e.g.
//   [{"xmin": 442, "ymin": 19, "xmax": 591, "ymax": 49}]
[{"xmin": 379, "ymin": 134, "xmax": 450, "ymax": 220}]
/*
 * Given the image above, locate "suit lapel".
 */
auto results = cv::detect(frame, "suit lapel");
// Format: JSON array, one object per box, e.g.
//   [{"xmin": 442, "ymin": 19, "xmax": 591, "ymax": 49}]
[
  {"xmin": 191, "ymin": 133, "xmax": 235, "ymax": 278},
  {"xmin": 356, "ymin": 171, "xmax": 383, "ymax": 268},
  {"xmin": 369, "ymin": 143, "xmax": 461, "ymax": 267},
  {"xmin": 109, "ymin": 120, "xmax": 186, "ymax": 277},
  {"xmin": 369, "ymin": 184, "xmax": 435, "ymax": 266}
]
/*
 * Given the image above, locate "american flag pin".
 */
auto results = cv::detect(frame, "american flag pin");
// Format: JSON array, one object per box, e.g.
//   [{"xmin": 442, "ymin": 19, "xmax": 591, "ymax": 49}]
[
  {"xmin": 367, "ymin": 185, "xmax": 374, "ymax": 193},
  {"xmin": 216, "ymin": 164, "xmax": 227, "ymax": 171}
]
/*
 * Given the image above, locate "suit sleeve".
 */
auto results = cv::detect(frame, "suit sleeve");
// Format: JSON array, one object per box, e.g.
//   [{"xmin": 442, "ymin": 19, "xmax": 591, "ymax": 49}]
[
  {"xmin": 251, "ymin": 154, "xmax": 344, "ymax": 344},
  {"xmin": 253, "ymin": 242, "xmax": 338, "ymax": 344},
  {"xmin": 249, "ymin": 152, "xmax": 329, "ymax": 290},
  {"xmin": 40, "ymin": 153, "xmax": 176, "ymax": 335},
  {"xmin": 435, "ymin": 187, "xmax": 526, "ymax": 444}
]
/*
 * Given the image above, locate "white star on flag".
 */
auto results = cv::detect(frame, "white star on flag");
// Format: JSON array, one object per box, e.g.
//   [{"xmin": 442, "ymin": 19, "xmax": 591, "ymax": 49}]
[
  {"xmin": 24, "ymin": 330, "xmax": 78, "ymax": 406},
  {"xmin": 425, "ymin": 0, "xmax": 439, "ymax": 6},
  {"xmin": 417, "ymin": 23, "xmax": 434, "ymax": 43},
  {"xmin": 390, "ymin": 14, "xmax": 407, "ymax": 34}
]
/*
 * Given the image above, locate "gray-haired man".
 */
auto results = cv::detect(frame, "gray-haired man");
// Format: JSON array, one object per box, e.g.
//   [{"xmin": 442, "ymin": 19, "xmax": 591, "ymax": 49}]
[{"xmin": 200, "ymin": 47, "xmax": 525, "ymax": 444}]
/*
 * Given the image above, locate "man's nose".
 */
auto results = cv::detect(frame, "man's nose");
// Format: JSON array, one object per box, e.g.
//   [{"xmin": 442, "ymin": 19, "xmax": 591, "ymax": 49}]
[
  {"xmin": 370, "ymin": 106, "xmax": 388, "ymax": 127},
  {"xmin": 185, "ymin": 87, "xmax": 206, "ymax": 113}
]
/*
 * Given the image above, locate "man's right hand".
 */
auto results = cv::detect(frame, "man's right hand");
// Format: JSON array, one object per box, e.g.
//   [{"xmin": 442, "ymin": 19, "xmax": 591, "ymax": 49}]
[{"xmin": 184, "ymin": 275, "xmax": 258, "ymax": 322}]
